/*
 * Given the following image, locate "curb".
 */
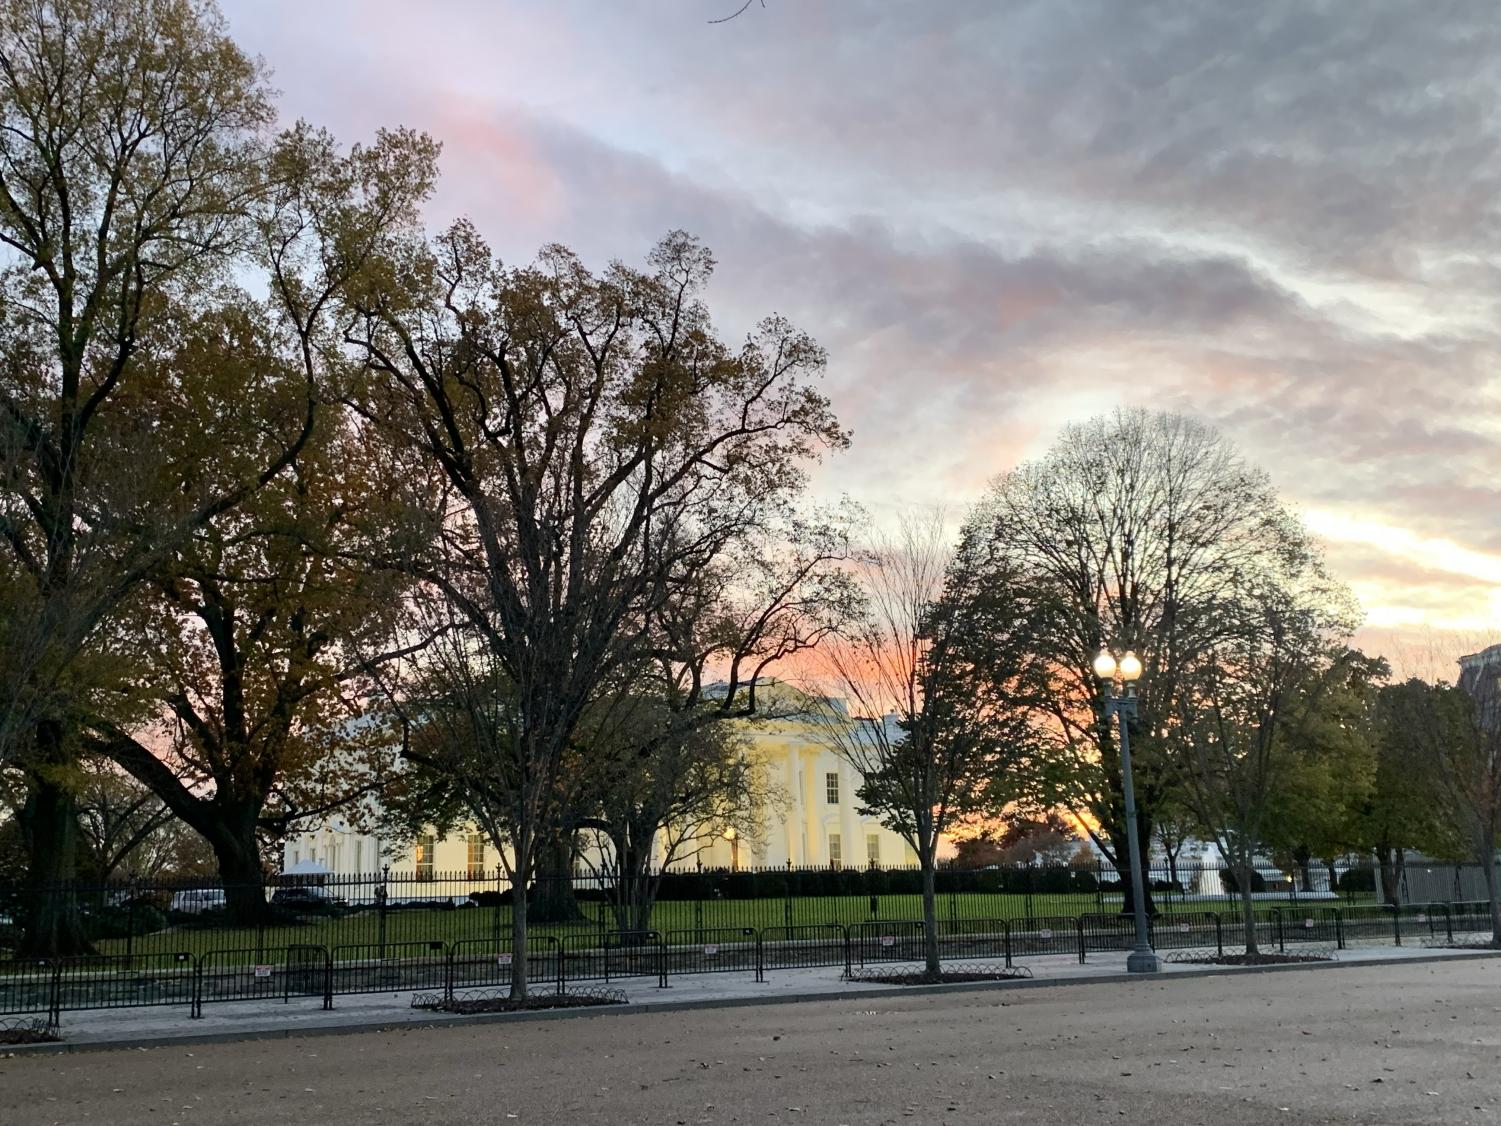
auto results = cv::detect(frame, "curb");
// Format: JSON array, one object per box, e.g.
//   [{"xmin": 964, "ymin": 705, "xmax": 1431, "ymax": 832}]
[{"xmin": 7, "ymin": 947, "xmax": 1500, "ymax": 1057}]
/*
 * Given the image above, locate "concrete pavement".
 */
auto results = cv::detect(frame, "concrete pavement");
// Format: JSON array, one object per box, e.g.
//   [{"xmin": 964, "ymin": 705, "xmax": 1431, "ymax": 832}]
[
  {"xmin": 9, "ymin": 943, "xmax": 1492, "ymax": 1050},
  {"xmin": 5, "ymin": 955, "xmax": 1501, "ymax": 1124}
]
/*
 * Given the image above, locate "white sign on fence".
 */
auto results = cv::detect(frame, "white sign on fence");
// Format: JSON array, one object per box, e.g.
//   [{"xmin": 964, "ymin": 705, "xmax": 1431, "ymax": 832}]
[
  {"xmin": 704, "ymin": 944, "xmax": 719, "ymax": 956},
  {"xmin": 1304, "ymin": 918, "xmax": 1315, "ymax": 929},
  {"xmin": 880, "ymin": 935, "xmax": 895, "ymax": 947},
  {"xmin": 496, "ymin": 953, "xmax": 513, "ymax": 966},
  {"xmin": 1038, "ymin": 928, "xmax": 1053, "ymax": 940},
  {"xmin": 1416, "ymin": 913, "xmax": 1428, "ymax": 924},
  {"xmin": 252, "ymin": 964, "xmax": 272, "ymax": 979},
  {"xmin": 1178, "ymin": 923, "xmax": 1190, "ymax": 933}
]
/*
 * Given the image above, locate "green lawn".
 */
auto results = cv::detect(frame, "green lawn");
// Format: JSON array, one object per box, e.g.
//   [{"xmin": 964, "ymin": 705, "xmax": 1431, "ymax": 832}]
[{"xmin": 76, "ymin": 890, "xmax": 1379, "ymax": 964}]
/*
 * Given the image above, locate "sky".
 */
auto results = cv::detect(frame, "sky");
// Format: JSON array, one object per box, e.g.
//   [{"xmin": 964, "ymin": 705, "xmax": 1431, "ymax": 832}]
[{"xmin": 219, "ymin": 0, "xmax": 1501, "ymax": 666}]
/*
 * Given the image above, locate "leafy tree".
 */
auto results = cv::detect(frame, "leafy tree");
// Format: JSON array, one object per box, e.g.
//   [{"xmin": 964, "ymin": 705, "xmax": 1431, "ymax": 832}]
[
  {"xmin": 1260, "ymin": 652, "xmax": 1384, "ymax": 891},
  {"xmin": 95, "ymin": 398, "xmax": 433, "ymax": 922},
  {"xmin": 350, "ymin": 230, "xmax": 848, "ymax": 997},
  {"xmin": 1165, "ymin": 564, "xmax": 1357, "ymax": 955},
  {"xmin": 0, "ymin": 0, "xmax": 293, "ymax": 954},
  {"xmin": 955, "ymin": 409, "xmax": 1322, "ymax": 918},
  {"xmin": 0, "ymin": 0, "xmax": 437, "ymax": 950},
  {"xmin": 812, "ymin": 512, "xmax": 1034, "ymax": 976},
  {"xmin": 1383, "ymin": 675, "xmax": 1501, "ymax": 944},
  {"xmin": 1353, "ymin": 682, "xmax": 1456, "ymax": 905}
]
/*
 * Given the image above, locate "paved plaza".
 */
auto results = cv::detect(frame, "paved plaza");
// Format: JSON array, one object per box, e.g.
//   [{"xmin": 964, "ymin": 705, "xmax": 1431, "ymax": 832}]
[{"xmin": 5, "ymin": 956, "xmax": 1501, "ymax": 1125}]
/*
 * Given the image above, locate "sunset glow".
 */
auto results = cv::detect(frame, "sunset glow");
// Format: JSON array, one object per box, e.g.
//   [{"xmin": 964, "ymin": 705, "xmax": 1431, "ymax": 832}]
[{"xmin": 219, "ymin": 1, "xmax": 1501, "ymax": 663}]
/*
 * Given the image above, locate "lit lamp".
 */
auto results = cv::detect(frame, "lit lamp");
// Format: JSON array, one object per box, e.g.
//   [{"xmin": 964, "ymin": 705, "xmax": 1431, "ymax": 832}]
[
  {"xmin": 1094, "ymin": 646, "xmax": 1160, "ymax": 974},
  {"xmin": 723, "ymin": 826, "xmax": 740, "ymax": 872}
]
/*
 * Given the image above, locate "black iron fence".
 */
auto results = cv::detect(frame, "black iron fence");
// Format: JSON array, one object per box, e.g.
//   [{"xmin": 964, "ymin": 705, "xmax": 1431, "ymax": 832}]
[
  {"xmin": 0, "ymin": 860, "xmax": 1406, "ymax": 967},
  {"xmin": 0, "ymin": 861, "xmax": 1494, "ymax": 1028},
  {"xmin": 2, "ymin": 900, "xmax": 1482, "ymax": 1029}
]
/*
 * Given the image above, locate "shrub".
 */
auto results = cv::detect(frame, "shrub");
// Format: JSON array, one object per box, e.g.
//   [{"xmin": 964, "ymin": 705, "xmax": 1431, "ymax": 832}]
[
  {"xmin": 862, "ymin": 868, "xmax": 889, "ymax": 896},
  {"xmin": 721, "ymin": 871, "xmax": 759, "ymax": 900},
  {"xmin": 85, "ymin": 904, "xmax": 167, "ymax": 940},
  {"xmin": 1219, "ymin": 867, "xmax": 1267, "ymax": 895},
  {"xmin": 467, "ymin": 889, "xmax": 515, "ymax": 907},
  {"xmin": 1337, "ymin": 867, "xmax": 1377, "ymax": 894}
]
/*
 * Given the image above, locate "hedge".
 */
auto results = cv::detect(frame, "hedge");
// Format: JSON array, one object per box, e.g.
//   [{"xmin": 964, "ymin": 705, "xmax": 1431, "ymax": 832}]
[
  {"xmin": 1219, "ymin": 867, "xmax": 1267, "ymax": 895},
  {"xmin": 648, "ymin": 866, "xmax": 1099, "ymax": 901}
]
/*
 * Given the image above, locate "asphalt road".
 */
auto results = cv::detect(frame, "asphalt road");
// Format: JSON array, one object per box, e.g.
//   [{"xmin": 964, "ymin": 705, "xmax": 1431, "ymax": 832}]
[{"xmin": 5, "ymin": 959, "xmax": 1501, "ymax": 1126}]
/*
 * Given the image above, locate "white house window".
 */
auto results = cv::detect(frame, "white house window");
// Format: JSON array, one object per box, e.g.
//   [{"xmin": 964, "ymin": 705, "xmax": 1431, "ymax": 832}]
[
  {"xmin": 467, "ymin": 833, "xmax": 487, "ymax": 880},
  {"xmin": 828, "ymin": 833, "xmax": 842, "ymax": 870},
  {"xmin": 415, "ymin": 835, "xmax": 436, "ymax": 881},
  {"xmin": 866, "ymin": 833, "xmax": 880, "ymax": 866},
  {"xmin": 825, "ymin": 772, "xmax": 840, "ymax": 805}
]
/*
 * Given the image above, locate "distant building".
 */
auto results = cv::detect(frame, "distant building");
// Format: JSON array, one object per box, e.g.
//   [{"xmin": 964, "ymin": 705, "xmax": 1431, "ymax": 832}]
[
  {"xmin": 282, "ymin": 684, "xmax": 918, "ymax": 881},
  {"xmin": 1457, "ymin": 642, "xmax": 1501, "ymax": 730}
]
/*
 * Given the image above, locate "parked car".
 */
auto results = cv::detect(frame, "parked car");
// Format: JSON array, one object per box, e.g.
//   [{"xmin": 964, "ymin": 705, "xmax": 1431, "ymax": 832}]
[
  {"xmin": 270, "ymin": 885, "xmax": 346, "ymax": 912},
  {"xmin": 169, "ymin": 888, "xmax": 227, "ymax": 915}
]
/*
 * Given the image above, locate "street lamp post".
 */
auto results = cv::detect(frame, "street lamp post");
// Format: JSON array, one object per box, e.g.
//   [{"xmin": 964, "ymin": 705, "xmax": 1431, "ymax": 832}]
[{"xmin": 1093, "ymin": 646, "xmax": 1160, "ymax": 974}]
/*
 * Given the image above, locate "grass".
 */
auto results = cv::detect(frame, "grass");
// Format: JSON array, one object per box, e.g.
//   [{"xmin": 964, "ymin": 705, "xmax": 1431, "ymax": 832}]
[{"xmin": 71, "ymin": 890, "xmax": 1380, "ymax": 964}]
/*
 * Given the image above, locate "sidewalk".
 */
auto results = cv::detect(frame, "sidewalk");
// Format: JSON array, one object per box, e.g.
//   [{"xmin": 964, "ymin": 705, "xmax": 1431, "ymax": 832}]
[{"xmin": 13, "ymin": 942, "xmax": 1498, "ymax": 1052}]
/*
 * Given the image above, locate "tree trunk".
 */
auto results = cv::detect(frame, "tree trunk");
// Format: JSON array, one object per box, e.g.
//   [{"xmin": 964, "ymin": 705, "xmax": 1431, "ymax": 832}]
[
  {"xmin": 920, "ymin": 847, "xmax": 940, "ymax": 977},
  {"xmin": 205, "ymin": 814, "xmax": 269, "ymax": 926},
  {"xmin": 607, "ymin": 833, "xmax": 654, "ymax": 934},
  {"xmin": 1294, "ymin": 845, "xmax": 1312, "ymax": 893},
  {"xmin": 17, "ymin": 771, "xmax": 93, "ymax": 957},
  {"xmin": 1481, "ymin": 832, "xmax": 1501, "ymax": 949},
  {"xmin": 529, "ymin": 833, "xmax": 584, "ymax": 924},
  {"xmin": 1375, "ymin": 846, "xmax": 1401, "ymax": 907},
  {"xmin": 1110, "ymin": 822, "xmax": 1157, "ymax": 918},
  {"xmin": 510, "ymin": 874, "xmax": 530, "ymax": 1001},
  {"xmin": 1237, "ymin": 860, "xmax": 1259, "ymax": 956}
]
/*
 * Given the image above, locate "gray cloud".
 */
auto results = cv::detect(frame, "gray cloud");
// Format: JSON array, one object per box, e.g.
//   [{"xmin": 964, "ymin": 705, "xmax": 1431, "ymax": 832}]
[{"xmin": 222, "ymin": 0, "xmax": 1501, "ymax": 640}]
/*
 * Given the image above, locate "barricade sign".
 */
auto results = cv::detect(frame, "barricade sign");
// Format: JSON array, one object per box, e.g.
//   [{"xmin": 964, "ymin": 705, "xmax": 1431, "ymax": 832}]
[
  {"xmin": 496, "ymin": 953, "xmax": 512, "ymax": 966},
  {"xmin": 253, "ymin": 965, "xmax": 272, "ymax": 979},
  {"xmin": 1039, "ymin": 928, "xmax": 1053, "ymax": 940},
  {"xmin": 704, "ymin": 944, "xmax": 719, "ymax": 956},
  {"xmin": 880, "ymin": 936, "xmax": 895, "ymax": 947}
]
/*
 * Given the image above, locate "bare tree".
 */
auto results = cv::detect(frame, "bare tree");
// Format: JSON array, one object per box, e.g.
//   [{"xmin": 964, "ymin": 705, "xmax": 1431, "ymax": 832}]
[
  {"xmin": 811, "ymin": 511, "xmax": 1032, "ymax": 977},
  {"xmin": 70, "ymin": 764, "xmax": 174, "ymax": 883},
  {"xmin": 956, "ymin": 408, "xmax": 1316, "ymax": 918},
  {"xmin": 349, "ymin": 229, "xmax": 847, "ymax": 997},
  {"xmin": 576, "ymin": 687, "xmax": 776, "ymax": 933}
]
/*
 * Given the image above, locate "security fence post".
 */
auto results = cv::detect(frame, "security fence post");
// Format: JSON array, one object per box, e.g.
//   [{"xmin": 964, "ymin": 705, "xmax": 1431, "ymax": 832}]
[
  {"xmin": 784, "ymin": 861, "xmax": 794, "ymax": 930},
  {"xmin": 1076, "ymin": 915, "xmax": 1086, "ymax": 964},
  {"xmin": 444, "ymin": 944, "xmax": 456, "ymax": 1006},
  {"xmin": 842, "ymin": 924, "xmax": 852, "ymax": 978},
  {"xmin": 755, "ymin": 929, "xmax": 765, "ymax": 984},
  {"xmin": 1392, "ymin": 906, "xmax": 1402, "ymax": 947},
  {"xmin": 322, "ymin": 948, "xmax": 334, "ymax": 1011},
  {"xmin": 46, "ymin": 958, "xmax": 62, "ymax": 1034},
  {"xmin": 191, "ymin": 954, "xmax": 204, "ymax": 1019},
  {"xmin": 1002, "ymin": 920, "xmax": 1012, "ymax": 969},
  {"xmin": 1213, "ymin": 913, "xmax": 1223, "ymax": 958},
  {"xmin": 657, "ymin": 932, "xmax": 668, "ymax": 989}
]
